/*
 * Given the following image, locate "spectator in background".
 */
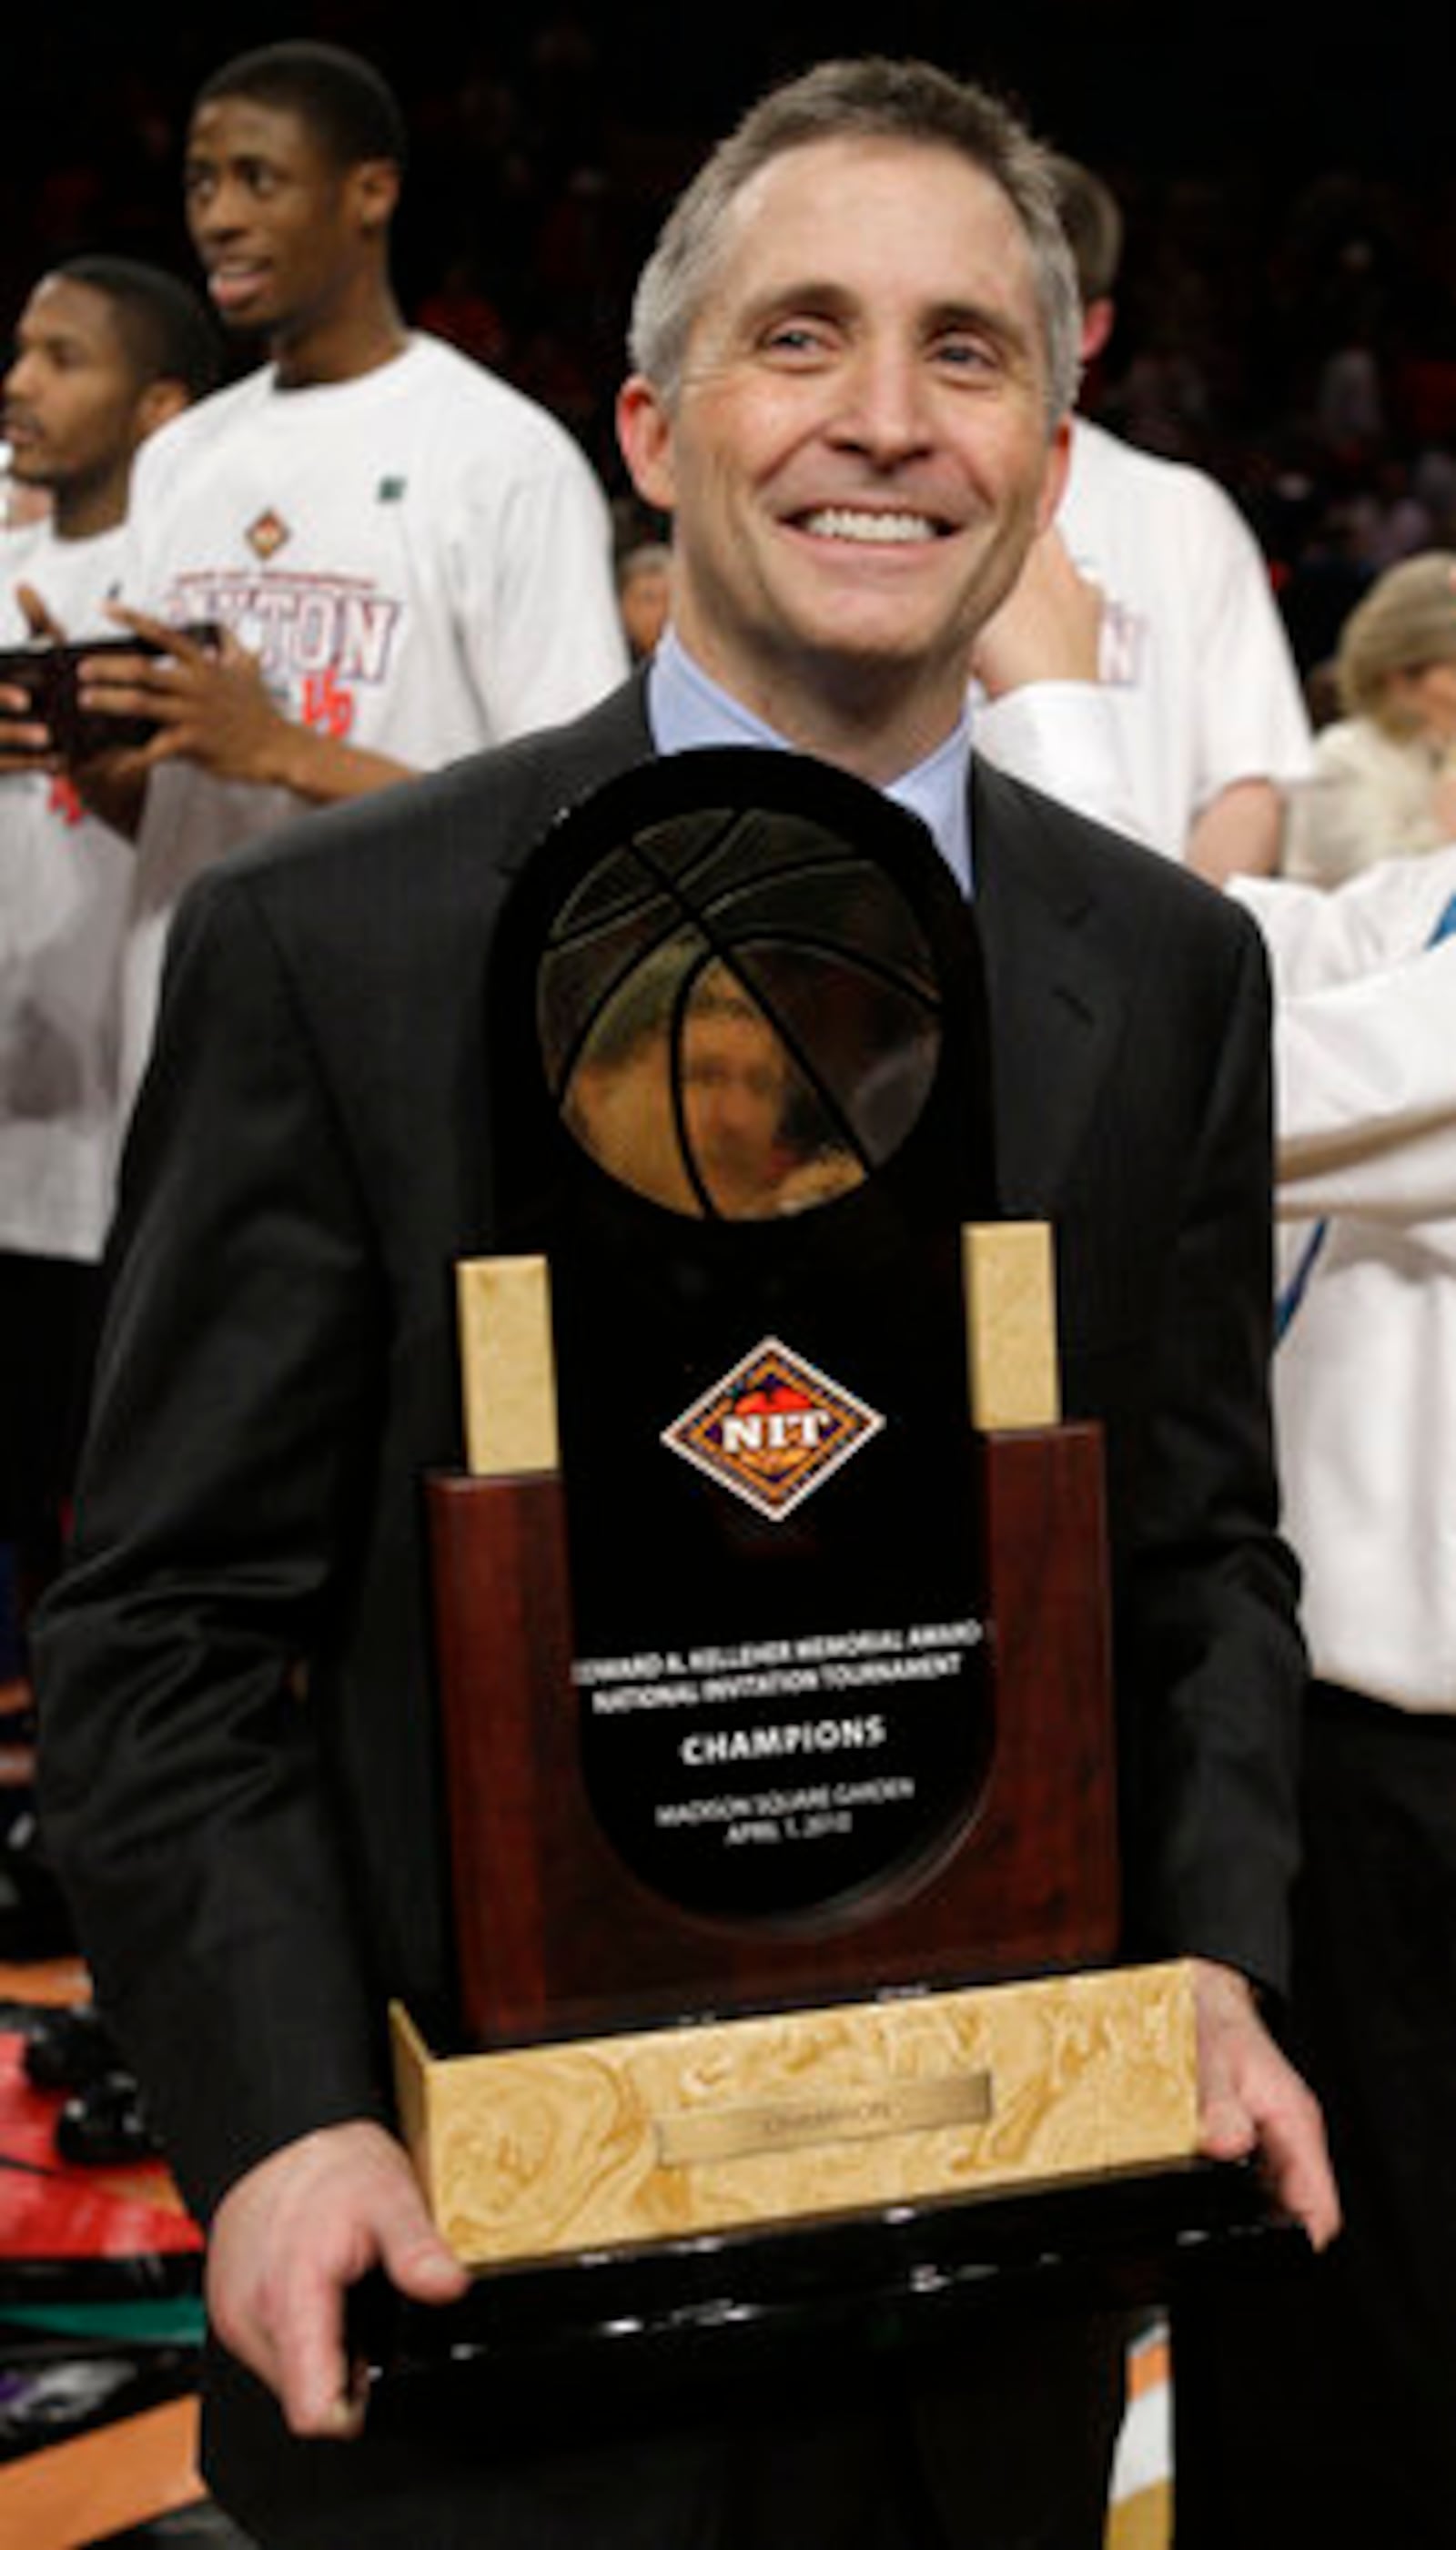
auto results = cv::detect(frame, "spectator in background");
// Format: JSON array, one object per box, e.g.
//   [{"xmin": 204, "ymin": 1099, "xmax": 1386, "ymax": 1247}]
[
  {"xmin": 1282, "ymin": 549, "xmax": 1456, "ymax": 885},
  {"xmin": 44, "ymin": 39, "xmax": 627, "ymax": 1120},
  {"xmin": 614, "ymin": 534, "xmax": 672, "ymax": 663},
  {"xmin": 977, "ymin": 153, "xmax": 1313, "ymax": 881},
  {"xmin": 0, "ymin": 255, "xmax": 218, "ymax": 1670}
]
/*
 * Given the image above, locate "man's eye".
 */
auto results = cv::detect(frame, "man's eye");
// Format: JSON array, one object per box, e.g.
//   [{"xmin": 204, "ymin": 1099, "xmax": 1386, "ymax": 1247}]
[
  {"xmin": 763, "ymin": 323, "xmax": 827, "ymax": 359},
  {"xmin": 935, "ymin": 337, "xmax": 999, "ymax": 373}
]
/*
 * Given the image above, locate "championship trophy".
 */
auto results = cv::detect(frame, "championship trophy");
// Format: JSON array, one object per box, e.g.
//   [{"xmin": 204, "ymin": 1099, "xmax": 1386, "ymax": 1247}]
[{"xmin": 391, "ymin": 750, "xmax": 1214, "ymax": 2296}]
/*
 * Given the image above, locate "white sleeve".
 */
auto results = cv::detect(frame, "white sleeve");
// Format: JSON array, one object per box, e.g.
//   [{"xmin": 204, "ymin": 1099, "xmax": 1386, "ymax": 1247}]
[
  {"xmin": 450, "ymin": 430, "xmax": 628, "ymax": 740},
  {"xmin": 1232, "ymin": 856, "xmax": 1456, "ymax": 1222},
  {"xmin": 973, "ymin": 682, "xmax": 1144, "ymax": 839}
]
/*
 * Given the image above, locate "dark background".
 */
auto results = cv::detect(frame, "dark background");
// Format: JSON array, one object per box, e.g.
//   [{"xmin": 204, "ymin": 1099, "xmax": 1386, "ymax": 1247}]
[{"xmin": 7, "ymin": 6, "xmax": 1455, "ymax": 675}]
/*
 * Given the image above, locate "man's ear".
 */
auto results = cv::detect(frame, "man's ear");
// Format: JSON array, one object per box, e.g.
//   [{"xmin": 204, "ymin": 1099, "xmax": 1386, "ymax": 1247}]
[
  {"xmin": 616, "ymin": 374, "xmax": 677, "ymax": 515},
  {"xmin": 351, "ymin": 157, "xmax": 401, "ymax": 238},
  {"xmin": 133, "ymin": 377, "xmax": 192, "ymax": 447},
  {"xmin": 1080, "ymin": 297, "xmax": 1116, "ymax": 365},
  {"xmin": 1035, "ymin": 414, "xmax": 1073, "ymax": 536}
]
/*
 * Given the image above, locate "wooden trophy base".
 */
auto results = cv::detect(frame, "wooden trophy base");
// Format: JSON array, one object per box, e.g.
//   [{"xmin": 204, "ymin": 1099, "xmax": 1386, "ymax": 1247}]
[
  {"xmin": 391, "ymin": 1957, "xmax": 1197, "ymax": 2272},
  {"xmin": 428, "ymin": 1418, "xmax": 1119, "ymax": 2049}
]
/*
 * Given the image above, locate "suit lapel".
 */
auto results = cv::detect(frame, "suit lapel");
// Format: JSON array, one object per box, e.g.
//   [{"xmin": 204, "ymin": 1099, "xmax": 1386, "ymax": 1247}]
[
  {"xmin": 491, "ymin": 678, "xmax": 657, "ymax": 885},
  {"xmin": 970, "ymin": 758, "xmax": 1137, "ymax": 1215}
]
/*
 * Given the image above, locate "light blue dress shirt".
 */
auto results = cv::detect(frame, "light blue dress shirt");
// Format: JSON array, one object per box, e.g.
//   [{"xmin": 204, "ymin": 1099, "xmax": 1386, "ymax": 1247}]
[{"xmin": 645, "ymin": 628, "xmax": 975, "ymax": 896}]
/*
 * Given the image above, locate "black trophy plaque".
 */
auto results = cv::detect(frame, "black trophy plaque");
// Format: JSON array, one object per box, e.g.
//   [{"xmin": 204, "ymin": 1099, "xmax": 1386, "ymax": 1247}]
[{"xmin": 426, "ymin": 750, "xmax": 1119, "ymax": 2053}]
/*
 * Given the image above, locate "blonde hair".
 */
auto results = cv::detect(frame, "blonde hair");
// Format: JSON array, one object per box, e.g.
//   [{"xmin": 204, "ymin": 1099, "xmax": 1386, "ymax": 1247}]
[{"xmin": 1337, "ymin": 551, "xmax": 1456, "ymax": 732}]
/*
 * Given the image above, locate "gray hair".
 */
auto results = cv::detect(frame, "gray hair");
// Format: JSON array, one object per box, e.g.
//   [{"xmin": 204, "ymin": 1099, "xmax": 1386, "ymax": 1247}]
[
  {"xmin": 628, "ymin": 56, "xmax": 1082, "ymax": 431},
  {"xmin": 1047, "ymin": 154, "xmax": 1125, "ymax": 307}
]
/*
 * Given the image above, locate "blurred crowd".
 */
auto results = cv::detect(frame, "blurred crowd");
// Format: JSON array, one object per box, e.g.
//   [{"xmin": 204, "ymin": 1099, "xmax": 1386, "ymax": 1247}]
[{"xmin": 8, "ymin": 8, "xmax": 1456, "ymax": 706}]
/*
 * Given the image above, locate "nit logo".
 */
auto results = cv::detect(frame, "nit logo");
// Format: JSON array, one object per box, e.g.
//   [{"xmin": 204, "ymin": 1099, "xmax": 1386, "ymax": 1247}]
[{"xmin": 663, "ymin": 1339, "xmax": 884, "ymax": 1523}]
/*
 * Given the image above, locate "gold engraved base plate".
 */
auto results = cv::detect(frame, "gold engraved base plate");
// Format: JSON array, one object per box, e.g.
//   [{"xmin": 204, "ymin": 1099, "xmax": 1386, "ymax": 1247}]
[{"xmin": 391, "ymin": 1960, "xmax": 1198, "ymax": 2272}]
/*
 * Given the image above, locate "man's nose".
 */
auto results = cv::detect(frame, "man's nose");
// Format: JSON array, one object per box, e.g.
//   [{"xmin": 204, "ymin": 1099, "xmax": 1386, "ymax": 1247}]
[
  {"xmin": 191, "ymin": 177, "xmax": 248, "ymax": 239},
  {"xmin": 831, "ymin": 339, "xmax": 934, "ymax": 462}
]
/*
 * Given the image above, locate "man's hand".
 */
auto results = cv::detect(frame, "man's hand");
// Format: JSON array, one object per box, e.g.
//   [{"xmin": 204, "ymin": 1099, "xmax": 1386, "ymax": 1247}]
[
  {"xmin": 76, "ymin": 607, "xmax": 291, "ymax": 787},
  {"xmin": 77, "ymin": 604, "xmax": 414, "ymax": 805},
  {"xmin": 0, "ymin": 581, "xmax": 63, "ymax": 775},
  {"xmin": 969, "ymin": 525, "xmax": 1104, "ymax": 698},
  {"xmin": 205, "ymin": 2120, "xmax": 470, "ymax": 2439},
  {"xmin": 0, "ymin": 683, "xmax": 54, "ymax": 775},
  {"xmin": 1191, "ymin": 1956, "xmax": 1340, "ymax": 2250},
  {"xmin": 0, "ymin": 584, "xmax": 146, "ymax": 829}
]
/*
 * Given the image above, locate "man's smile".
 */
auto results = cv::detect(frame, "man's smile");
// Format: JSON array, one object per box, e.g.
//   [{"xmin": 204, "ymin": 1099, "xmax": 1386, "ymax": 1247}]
[
  {"xmin": 205, "ymin": 258, "xmax": 270, "ymax": 315},
  {"xmin": 792, "ymin": 506, "xmax": 946, "ymax": 544}
]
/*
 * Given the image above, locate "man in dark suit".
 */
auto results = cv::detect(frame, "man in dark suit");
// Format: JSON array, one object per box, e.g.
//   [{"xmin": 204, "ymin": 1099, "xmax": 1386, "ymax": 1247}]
[{"xmin": 33, "ymin": 54, "xmax": 1337, "ymax": 2549}]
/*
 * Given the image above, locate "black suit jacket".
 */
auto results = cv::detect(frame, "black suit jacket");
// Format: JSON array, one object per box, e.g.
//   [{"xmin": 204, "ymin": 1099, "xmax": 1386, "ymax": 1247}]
[{"xmin": 33, "ymin": 680, "xmax": 1303, "ymax": 2526}]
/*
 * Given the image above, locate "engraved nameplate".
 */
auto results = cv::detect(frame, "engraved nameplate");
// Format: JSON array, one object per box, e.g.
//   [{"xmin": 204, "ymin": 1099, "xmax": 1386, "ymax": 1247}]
[{"xmin": 654, "ymin": 2070, "xmax": 994, "ymax": 2168}]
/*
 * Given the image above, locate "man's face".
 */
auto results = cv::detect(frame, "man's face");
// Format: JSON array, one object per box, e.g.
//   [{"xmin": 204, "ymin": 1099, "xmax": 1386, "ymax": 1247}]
[
  {"xmin": 618, "ymin": 551, "xmax": 672, "ymax": 661},
  {"xmin": 619, "ymin": 136, "xmax": 1068, "ymax": 752},
  {"xmin": 568, "ymin": 988, "xmax": 807, "ymax": 1219},
  {"xmin": 1395, "ymin": 658, "xmax": 1456, "ymax": 745},
  {"xmin": 183, "ymin": 96, "xmax": 381, "ymax": 347},
  {"xmin": 681, "ymin": 1001, "xmax": 789, "ymax": 1213},
  {"xmin": 3, "ymin": 277, "xmax": 145, "ymax": 497}
]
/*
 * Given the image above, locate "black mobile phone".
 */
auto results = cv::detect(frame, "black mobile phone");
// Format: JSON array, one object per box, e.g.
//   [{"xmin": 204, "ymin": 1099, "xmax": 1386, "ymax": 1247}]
[{"xmin": 0, "ymin": 622, "xmax": 220, "ymax": 757}]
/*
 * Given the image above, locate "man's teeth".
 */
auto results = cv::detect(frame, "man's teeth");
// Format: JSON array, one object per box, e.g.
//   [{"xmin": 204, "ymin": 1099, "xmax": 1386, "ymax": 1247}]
[{"xmin": 801, "ymin": 509, "xmax": 937, "ymax": 543}]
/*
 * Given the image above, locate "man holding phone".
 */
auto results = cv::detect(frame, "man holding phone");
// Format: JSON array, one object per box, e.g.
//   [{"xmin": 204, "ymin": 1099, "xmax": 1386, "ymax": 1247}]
[{"xmin": 0, "ymin": 255, "xmax": 218, "ymax": 1677}]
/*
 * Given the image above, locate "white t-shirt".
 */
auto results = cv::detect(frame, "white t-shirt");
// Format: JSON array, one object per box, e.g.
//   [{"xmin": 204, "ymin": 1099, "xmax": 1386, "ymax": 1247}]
[
  {"xmin": 0, "ymin": 520, "xmax": 133, "ymax": 1261},
  {"xmin": 980, "ymin": 417, "xmax": 1313, "ymax": 860},
  {"xmin": 116, "ymin": 331, "xmax": 629, "ymax": 1110}
]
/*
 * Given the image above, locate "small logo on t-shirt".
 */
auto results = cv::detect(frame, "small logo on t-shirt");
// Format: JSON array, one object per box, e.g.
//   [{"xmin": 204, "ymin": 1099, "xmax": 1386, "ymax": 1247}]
[
  {"xmin": 377, "ymin": 476, "xmax": 407, "ymax": 502},
  {"xmin": 247, "ymin": 509, "xmax": 290, "ymax": 560}
]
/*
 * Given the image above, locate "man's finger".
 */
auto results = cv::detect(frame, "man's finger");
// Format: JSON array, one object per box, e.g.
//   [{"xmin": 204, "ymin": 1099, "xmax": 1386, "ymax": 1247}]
[
  {"xmin": 15, "ymin": 582, "xmax": 64, "ymax": 643},
  {"xmin": 1250, "ymin": 2095, "xmax": 1342, "ymax": 2251},
  {"xmin": 271, "ymin": 2253, "xmax": 369, "ymax": 2441},
  {"xmin": 372, "ymin": 2188, "xmax": 470, "ymax": 2310},
  {"xmin": 1197, "ymin": 2088, "xmax": 1258, "ymax": 2166},
  {"xmin": 104, "ymin": 601, "xmax": 215, "ymax": 663}
]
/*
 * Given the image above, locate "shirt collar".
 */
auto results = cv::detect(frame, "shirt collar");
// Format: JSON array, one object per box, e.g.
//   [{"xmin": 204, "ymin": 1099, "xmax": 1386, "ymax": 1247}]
[{"xmin": 645, "ymin": 625, "xmax": 975, "ymax": 895}]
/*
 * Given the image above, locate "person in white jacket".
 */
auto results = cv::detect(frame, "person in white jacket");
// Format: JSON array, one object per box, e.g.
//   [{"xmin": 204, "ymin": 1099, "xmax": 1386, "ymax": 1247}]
[{"xmin": 1175, "ymin": 845, "xmax": 1456, "ymax": 2546}]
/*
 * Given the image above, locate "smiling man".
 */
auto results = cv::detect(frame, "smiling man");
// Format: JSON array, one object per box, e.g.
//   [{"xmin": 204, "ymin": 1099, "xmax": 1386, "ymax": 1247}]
[
  {"xmin": 52, "ymin": 39, "xmax": 626, "ymax": 1119},
  {"xmin": 35, "ymin": 56, "xmax": 1334, "ymax": 2550},
  {"xmin": 617, "ymin": 131, "xmax": 1073, "ymax": 780}
]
